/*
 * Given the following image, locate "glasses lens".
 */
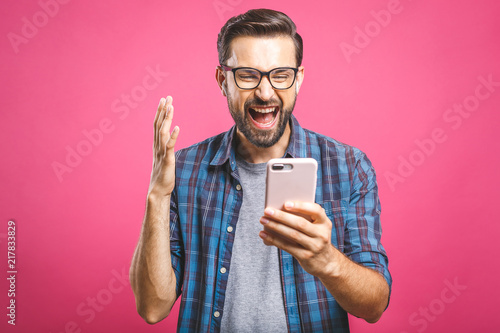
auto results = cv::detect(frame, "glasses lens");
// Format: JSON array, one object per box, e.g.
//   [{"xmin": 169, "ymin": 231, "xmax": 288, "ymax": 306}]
[
  {"xmin": 235, "ymin": 68, "xmax": 261, "ymax": 89},
  {"xmin": 270, "ymin": 68, "xmax": 296, "ymax": 89}
]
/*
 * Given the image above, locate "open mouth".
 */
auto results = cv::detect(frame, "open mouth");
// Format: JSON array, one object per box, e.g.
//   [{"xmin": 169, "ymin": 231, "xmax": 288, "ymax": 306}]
[{"xmin": 248, "ymin": 106, "xmax": 279, "ymax": 129}]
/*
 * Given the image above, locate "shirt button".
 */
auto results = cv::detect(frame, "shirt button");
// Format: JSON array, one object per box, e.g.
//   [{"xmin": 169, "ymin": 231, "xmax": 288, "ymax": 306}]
[
  {"xmin": 214, "ymin": 311, "xmax": 220, "ymax": 318},
  {"xmin": 236, "ymin": 184, "xmax": 242, "ymax": 191},
  {"xmin": 220, "ymin": 267, "xmax": 227, "ymax": 274},
  {"xmin": 227, "ymin": 226, "xmax": 233, "ymax": 233}
]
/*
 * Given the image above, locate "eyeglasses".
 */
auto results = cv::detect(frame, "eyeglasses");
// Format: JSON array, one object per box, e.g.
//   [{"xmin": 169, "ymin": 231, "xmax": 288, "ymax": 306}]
[{"xmin": 220, "ymin": 65, "xmax": 299, "ymax": 90}]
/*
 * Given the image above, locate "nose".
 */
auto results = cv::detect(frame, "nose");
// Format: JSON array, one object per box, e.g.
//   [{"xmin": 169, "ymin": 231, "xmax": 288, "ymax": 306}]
[{"xmin": 255, "ymin": 75, "xmax": 275, "ymax": 101}]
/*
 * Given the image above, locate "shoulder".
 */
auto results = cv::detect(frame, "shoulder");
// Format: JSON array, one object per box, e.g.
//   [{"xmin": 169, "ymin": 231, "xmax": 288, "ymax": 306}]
[
  {"xmin": 174, "ymin": 130, "xmax": 229, "ymax": 166},
  {"xmin": 302, "ymin": 127, "xmax": 367, "ymax": 164}
]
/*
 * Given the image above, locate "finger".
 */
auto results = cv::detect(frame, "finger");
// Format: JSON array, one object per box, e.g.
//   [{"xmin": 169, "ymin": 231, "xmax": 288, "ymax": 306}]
[
  {"xmin": 159, "ymin": 104, "xmax": 174, "ymax": 151},
  {"xmin": 259, "ymin": 229, "xmax": 306, "ymax": 257},
  {"xmin": 166, "ymin": 126, "xmax": 180, "ymax": 152},
  {"xmin": 154, "ymin": 98, "xmax": 165, "ymax": 150},
  {"xmin": 263, "ymin": 207, "xmax": 316, "ymax": 237},
  {"xmin": 153, "ymin": 97, "xmax": 165, "ymax": 127},
  {"xmin": 282, "ymin": 201, "xmax": 326, "ymax": 222},
  {"xmin": 161, "ymin": 126, "xmax": 180, "ymax": 166},
  {"xmin": 162, "ymin": 100, "xmax": 174, "ymax": 129}
]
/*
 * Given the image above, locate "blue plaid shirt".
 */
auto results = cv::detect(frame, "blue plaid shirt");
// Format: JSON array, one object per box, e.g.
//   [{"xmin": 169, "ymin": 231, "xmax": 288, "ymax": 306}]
[{"xmin": 169, "ymin": 115, "xmax": 391, "ymax": 332}]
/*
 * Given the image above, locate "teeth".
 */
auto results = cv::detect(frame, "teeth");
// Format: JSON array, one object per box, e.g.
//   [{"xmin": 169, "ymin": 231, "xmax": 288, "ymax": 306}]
[{"xmin": 252, "ymin": 107, "xmax": 276, "ymax": 113}]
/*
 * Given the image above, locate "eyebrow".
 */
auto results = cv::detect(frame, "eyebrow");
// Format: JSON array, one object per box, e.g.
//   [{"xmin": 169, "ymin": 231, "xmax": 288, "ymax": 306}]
[{"xmin": 233, "ymin": 66, "xmax": 295, "ymax": 70}]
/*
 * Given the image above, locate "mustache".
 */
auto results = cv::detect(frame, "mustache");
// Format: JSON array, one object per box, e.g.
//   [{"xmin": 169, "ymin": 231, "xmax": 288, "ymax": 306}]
[{"xmin": 244, "ymin": 98, "xmax": 282, "ymax": 109}]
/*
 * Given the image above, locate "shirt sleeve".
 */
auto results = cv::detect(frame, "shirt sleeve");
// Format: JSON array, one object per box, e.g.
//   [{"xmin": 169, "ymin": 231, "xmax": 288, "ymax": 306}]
[
  {"xmin": 344, "ymin": 150, "xmax": 392, "ymax": 298},
  {"xmin": 169, "ymin": 187, "xmax": 184, "ymax": 299}
]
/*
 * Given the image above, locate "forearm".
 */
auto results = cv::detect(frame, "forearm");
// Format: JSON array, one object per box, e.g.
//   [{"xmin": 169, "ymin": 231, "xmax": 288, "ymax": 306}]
[
  {"xmin": 318, "ymin": 247, "xmax": 389, "ymax": 323},
  {"xmin": 130, "ymin": 194, "xmax": 178, "ymax": 324}
]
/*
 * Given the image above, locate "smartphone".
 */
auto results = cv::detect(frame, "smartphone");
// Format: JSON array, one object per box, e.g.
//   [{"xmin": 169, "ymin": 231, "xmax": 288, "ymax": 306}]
[{"xmin": 265, "ymin": 158, "xmax": 318, "ymax": 211}]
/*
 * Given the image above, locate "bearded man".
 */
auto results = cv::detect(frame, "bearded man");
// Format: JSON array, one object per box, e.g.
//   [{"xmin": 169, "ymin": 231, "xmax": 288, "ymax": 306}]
[{"xmin": 130, "ymin": 8, "xmax": 392, "ymax": 333}]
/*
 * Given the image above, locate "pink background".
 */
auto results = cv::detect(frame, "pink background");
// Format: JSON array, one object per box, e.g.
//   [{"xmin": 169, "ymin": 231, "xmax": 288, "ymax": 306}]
[{"xmin": 1, "ymin": 0, "xmax": 499, "ymax": 332}]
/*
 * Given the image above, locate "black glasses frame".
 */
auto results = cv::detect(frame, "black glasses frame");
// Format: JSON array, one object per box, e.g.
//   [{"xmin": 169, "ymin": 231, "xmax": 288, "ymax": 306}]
[{"xmin": 220, "ymin": 65, "xmax": 299, "ymax": 90}]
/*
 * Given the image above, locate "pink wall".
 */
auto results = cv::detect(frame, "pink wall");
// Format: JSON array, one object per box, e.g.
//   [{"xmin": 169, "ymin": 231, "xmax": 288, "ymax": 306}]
[{"xmin": 1, "ymin": 0, "xmax": 499, "ymax": 332}]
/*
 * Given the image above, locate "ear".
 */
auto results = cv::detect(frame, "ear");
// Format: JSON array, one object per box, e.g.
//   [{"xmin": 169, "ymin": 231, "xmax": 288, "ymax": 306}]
[
  {"xmin": 215, "ymin": 66, "xmax": 227, "ymax": 97},
  {"xmin": 295, "ymin": 65, "xmax": 305, "ymax": 94}
]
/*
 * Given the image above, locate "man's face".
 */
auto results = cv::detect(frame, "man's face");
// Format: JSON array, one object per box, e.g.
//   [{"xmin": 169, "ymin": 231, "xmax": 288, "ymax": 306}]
[{"xmin": 220, "ymin": 36, "xmax": 304, "ymax": 148}]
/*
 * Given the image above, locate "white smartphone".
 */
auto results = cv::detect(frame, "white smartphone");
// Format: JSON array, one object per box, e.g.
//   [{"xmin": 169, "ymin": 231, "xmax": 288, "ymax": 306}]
[{"xmin": 265, "ymin": 158, "xmax": 318, "ymax": 211}]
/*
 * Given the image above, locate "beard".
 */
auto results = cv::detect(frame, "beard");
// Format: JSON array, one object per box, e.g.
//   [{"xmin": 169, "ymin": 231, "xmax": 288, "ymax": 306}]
[{"xmin": 226, "ymin": 92, "xmax": 297, "ymax": 148}]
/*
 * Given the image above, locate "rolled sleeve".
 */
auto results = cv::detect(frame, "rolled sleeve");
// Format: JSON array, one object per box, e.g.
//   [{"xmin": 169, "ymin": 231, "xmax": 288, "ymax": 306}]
[
  {"xmin": 169, "ymin": 188, "xmax": 184, "ymax": 299},
  {"xmin": 344, "ymin": 151, "xmax": 392, "ymax": 296}
]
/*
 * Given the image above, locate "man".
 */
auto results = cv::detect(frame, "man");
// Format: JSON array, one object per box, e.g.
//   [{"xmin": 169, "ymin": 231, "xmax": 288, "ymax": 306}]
[{"xmin": 130, "ymin": 8, "xmax": 391, "ymax": 333}]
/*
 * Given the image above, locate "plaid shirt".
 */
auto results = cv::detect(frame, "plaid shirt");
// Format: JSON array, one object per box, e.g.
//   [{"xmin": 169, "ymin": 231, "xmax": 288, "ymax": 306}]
[{"xmin": 169, "ymin": 115, "xmax": 392, "ymax": 332}]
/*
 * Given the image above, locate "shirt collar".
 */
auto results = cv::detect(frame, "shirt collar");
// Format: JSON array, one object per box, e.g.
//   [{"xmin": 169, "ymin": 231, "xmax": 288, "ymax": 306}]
[
  {"xmin": 209, "ymin": 114, "xmax": 307, "ymax": 169},
  {"xmin": 284, "ymin": 114, "xmax": 307, "ymax": 158}
]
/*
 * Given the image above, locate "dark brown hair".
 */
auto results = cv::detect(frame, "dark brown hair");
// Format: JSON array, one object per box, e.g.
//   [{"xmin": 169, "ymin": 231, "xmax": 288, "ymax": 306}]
[{"xmin": 217, "ymin": 8, "xmax": 303, "ymax": 67}]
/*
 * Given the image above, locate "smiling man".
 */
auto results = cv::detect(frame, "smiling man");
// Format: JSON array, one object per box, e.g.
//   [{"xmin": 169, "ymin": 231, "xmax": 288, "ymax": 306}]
[{"xmin": 130, "ymin": 8, "xmax": 392, "ymax": 333}]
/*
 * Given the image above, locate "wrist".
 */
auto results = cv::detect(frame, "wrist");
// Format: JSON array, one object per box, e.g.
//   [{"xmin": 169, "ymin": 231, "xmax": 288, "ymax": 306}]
[
  {"xmin": 319, "ymin": 245, "xmax": 348, "ymax": 280},
  {"xmin": 147, "ymin": 191, "xmax": 171, "ymax": 206},
  {"xmin": 144, "ymin": 193, "xmax": 172, "ymax": 227}
]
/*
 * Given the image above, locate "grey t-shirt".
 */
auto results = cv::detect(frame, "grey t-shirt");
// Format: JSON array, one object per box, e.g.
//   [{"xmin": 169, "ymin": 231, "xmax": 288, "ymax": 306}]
[{"xmin": 220, "ymin": 155, "xmax": 288, "ymax": 333}]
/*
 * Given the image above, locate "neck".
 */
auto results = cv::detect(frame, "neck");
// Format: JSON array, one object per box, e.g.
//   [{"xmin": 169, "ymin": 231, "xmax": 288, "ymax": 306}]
[{"xmin": 235, "ymin": 124, "xmax": 291, "ymax": 164}]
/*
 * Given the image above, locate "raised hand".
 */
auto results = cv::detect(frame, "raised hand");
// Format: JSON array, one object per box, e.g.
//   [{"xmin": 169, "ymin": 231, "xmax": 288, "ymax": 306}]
[{"xmin": 148, "ymin": 96, "xmax": 180, "ymax": 198}]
